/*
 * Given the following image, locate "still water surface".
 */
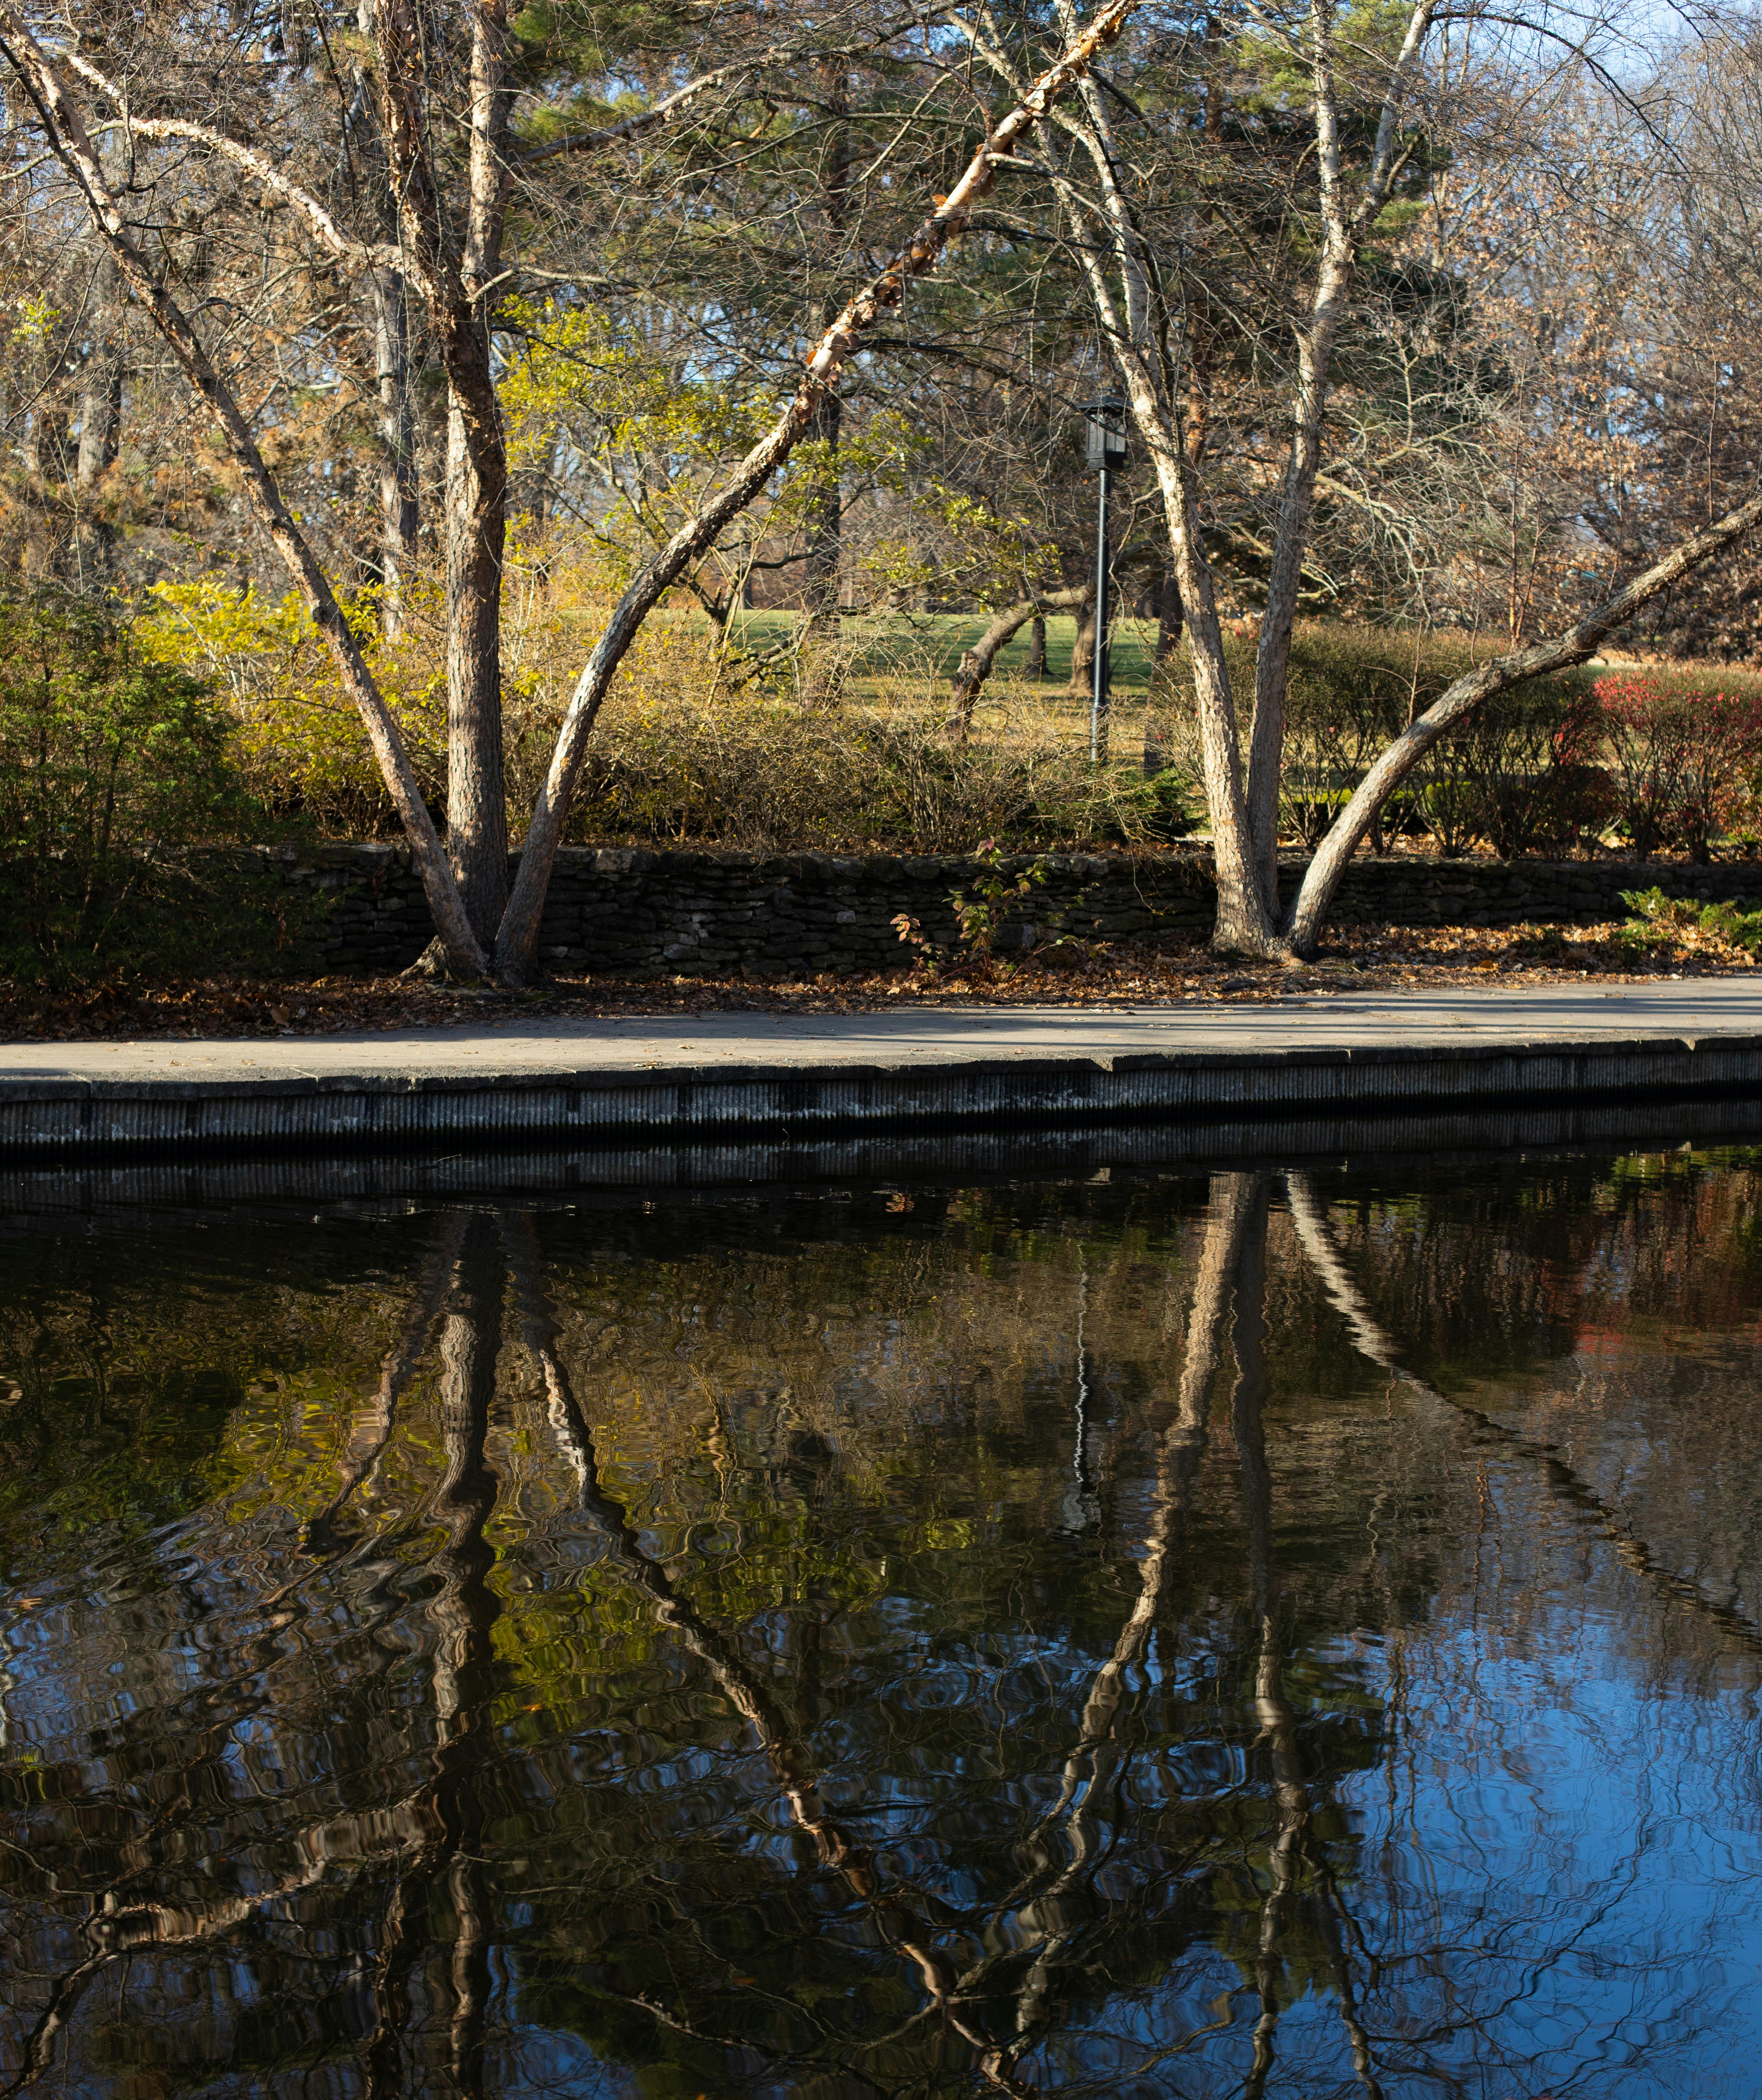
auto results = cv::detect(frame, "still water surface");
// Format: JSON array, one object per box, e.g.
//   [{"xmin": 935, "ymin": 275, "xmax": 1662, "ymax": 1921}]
[{"xmin": 3, "ymin": 1148, "xmax": 1762, "ymax": 2097}]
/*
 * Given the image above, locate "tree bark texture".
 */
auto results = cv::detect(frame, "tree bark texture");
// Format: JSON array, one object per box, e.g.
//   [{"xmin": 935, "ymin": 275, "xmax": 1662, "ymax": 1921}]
[
  {"xmin": 1066, "ymin": 593, "xmax": 1098, "ymax": 700},
  {"xmin": 370, "ymin": 267, "xmax": 419, "ymax": 640},
  {"xmin": 374, "ymin": 0, "xmax": 512, "ymax": 945},
  {"xmin": 492, "ymin": 0, "xmax": 1149, "ymax": 978},
  {"xmin": 1154, "ymin": 571, "xmax": 1183, "ymax": 665},
  {"xmin": 71, "ymin": 242, "xmax": 122, "ymax": 586},
  {"xmin": 804, "ymin": 386, "xmax": 842, "ymax": 621},
  {"xmin": 804, "ymin": 61, "xmax": 852, "ymax": 627},
  {"xmin": 0, "ymin": 7, "xmax": 492, "ymax": 975}
]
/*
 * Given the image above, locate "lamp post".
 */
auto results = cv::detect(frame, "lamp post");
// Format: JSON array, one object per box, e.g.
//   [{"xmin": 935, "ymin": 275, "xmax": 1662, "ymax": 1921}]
[{"xmin": 1078, "ymin": 396, "xmax": 1128, "ymax": 762}]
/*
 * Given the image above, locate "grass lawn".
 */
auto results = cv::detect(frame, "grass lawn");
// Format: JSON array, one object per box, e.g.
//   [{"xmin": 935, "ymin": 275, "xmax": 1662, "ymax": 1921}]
[{"xmin": 722, "ymin": 610, "xmax": 1165, "ymax": 693}]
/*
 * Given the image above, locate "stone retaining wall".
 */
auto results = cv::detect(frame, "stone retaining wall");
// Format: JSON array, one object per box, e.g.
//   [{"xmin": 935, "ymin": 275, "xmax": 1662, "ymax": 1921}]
[{"xmin": 270, "ymin": 844, "xmax": 1762, "ymax": 976}]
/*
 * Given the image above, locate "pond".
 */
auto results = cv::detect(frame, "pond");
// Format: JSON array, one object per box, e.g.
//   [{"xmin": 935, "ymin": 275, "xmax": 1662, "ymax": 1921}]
[{"xmin": 2, "ymin": 1143, "xmax": 1761, "ymax": 2097}]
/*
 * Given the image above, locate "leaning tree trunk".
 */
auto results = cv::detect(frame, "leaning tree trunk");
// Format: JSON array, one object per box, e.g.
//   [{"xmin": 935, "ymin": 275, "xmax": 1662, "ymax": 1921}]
[
  {"xmin": 1284, "ymin": 486, "xmax": 1762, "ymax": 956},
  {"xmin": 947, "ymin": 585, "xmax": 1091, "ymax": 735},
  {"xmin": 492, "ymin": 0, "xmax": 1149, "ymax": 981}
]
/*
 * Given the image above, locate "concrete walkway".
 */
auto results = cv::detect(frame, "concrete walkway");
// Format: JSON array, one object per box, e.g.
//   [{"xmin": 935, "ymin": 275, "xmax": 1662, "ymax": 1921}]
[
  {"xmin": 2, "ymin": 980, "xmax": 1759, "ymax": 1158},
  {"xmin": 6, "ymin": 978, "xmax": 1762, "ymax": 1083}
]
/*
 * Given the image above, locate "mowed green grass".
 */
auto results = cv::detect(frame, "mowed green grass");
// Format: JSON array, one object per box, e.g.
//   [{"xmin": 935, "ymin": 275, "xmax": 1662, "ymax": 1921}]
[{"xmin": 722, "ymin": 610, "xmax": 1165, "ymax": 694}]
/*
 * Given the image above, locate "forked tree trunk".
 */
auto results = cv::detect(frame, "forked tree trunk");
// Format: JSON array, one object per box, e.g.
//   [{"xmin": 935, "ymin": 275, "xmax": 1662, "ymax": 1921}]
[
  {"xmin": 1242, "ymin": 0, "xmax": 1421, "ymax": 916},
  {"xmin": 373, "ymin": 0, "xmax": 512, "ymax": 949},
  {"xmin": 1045, "ymin": 1, "xmax": 1272, "ymax": 952},
  {"xmin": 1037, "ymin": 0, "xmax": 1435, "ymax": 955}
]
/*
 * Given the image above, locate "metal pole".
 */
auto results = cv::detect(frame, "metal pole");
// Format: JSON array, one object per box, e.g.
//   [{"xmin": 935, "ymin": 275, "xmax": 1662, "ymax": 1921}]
[{"xmin": 1090, "ymin": 463, "xmax": 1111, "ymax": 762}]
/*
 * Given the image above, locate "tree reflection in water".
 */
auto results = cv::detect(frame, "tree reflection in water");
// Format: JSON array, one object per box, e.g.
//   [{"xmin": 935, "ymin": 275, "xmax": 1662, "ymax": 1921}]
[{"xmin": 2, "ymin": 1151, "xmax": 1762, "ymax": 2096}]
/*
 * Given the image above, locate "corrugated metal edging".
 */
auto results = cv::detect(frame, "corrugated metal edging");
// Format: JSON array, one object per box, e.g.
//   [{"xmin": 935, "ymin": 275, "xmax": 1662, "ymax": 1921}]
[
  {"xmin": 0, "ymin": 1033, "xmax": 1759, "ymax": 1159},
  {"xmin": 4, "ymin": 1088, "xmax": 1762, "ymax": 1223}
]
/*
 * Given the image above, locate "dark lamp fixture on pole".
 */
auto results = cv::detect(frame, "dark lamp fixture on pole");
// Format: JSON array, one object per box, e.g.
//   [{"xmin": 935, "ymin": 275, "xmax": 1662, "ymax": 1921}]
[{"xmin": 1078, "ymin": 396, "xmax": 1127, "ymax": 761}]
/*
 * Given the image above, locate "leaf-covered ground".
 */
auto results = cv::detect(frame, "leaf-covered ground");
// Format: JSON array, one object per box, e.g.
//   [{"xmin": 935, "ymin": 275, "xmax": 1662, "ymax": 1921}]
[{"xmin": 0, "ymin": 920, "xmax": 1753, "ymax": 1043}]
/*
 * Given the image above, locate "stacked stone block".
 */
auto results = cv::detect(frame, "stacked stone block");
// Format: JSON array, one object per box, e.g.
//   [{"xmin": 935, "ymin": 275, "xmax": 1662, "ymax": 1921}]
[{"xmin": 258, "ymin": 843, "xmax": 1762, "ymax": 976}]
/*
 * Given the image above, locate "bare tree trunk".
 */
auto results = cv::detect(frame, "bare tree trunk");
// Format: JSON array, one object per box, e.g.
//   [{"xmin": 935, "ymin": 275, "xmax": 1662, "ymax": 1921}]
[
  {"xmin": 493, "ymin": 0, "xmax": 1146, "ymax": 980},
  {"xmin": 1026, "ymin": 612, "xmax": 1047, "ymax": 676},
  {"xmin": 1067, "ymin": 593, "xmax": 1097, "ymax": 699},
  {"xmin": 804, "ymin": 387, "xmax": 842, "ymax": 623},
  {"xmin": 442, "ymin": 389, "xmax": 509, "ymax": 940},
  {"xmin": 0, "ymin": 13, "xmax": 491, "ymax": 974},
  {"xmin": 1153, "ymin": 570, "xmax": 1183, "ymax": 665},
  {"xmin": 947, "ymin": 584, "xmax": 1089, "ymax": 734},
  {"xmin": 372, "ymin": 0, "xmax": 512, "ymax": 949},
  {"xmin": 810, "ymin": 59, "xmax": 851, "ymax": 626},
  {"xmin": 70, "ymin": 245, "xmax": 121, "ymax": 589},
  {"xmin": 1284, "ymin": 486, "xmax": 1762, "ymax": 955},
  {"xmin": 19, "ymin": 303, "xmax": 69, "ymax": 582},
  {"xmin": 1041, "ymin": 0, "xmax": 1271, "ymax": 950},
  {"xmin": 445, "ymin": 0, "xmax": 511, "ymax": 942},
  {"xmin": 798, "ymin": 61, "xmax": 852, "ymax": 708},
  {"xmin": 370, "ymin": 267, "xmax": 418, "ymax": 640},
  {"xmin": 1244, "ymin": 3, "xmax": 1372, "ymax": 913}
]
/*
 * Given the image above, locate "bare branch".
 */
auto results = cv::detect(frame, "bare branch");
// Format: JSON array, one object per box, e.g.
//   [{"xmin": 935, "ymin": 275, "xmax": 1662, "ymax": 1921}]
[
  {"xmin": 59, "ymin": 46, "xmax": 422, "ymax": 284},
  {"xmin": 494, "ymin": 0, "xmax": 1150, "ymax": 976}
]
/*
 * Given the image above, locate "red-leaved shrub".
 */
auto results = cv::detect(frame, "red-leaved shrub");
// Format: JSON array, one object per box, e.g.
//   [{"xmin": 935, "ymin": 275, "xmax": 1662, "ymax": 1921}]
[{"xmin": 1592, "ymin": 676, "xmax": 1762, "ymax": 860}]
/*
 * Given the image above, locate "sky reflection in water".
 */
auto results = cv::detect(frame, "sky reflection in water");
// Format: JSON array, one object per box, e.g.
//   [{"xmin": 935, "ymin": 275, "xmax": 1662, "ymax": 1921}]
[{"xmin": 1, "ymin": 1146, "xmax": 1761, "ymax": 2097}]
